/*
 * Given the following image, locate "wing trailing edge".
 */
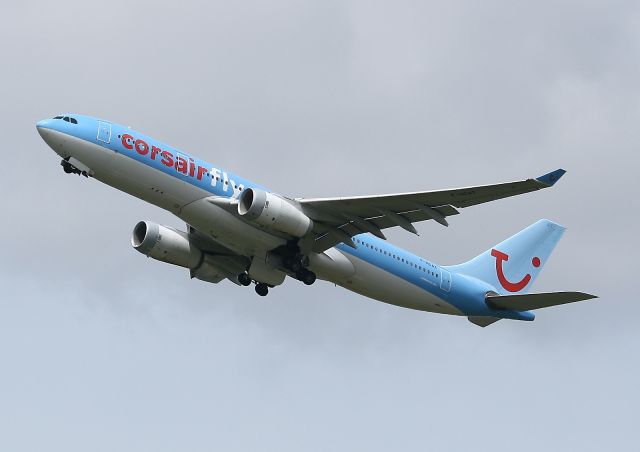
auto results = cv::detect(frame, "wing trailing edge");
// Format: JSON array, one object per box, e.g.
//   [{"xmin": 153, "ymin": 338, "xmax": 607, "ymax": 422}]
[{"xmin": 300, "ymin": 169, "xmax": 567, "ymax": 252}]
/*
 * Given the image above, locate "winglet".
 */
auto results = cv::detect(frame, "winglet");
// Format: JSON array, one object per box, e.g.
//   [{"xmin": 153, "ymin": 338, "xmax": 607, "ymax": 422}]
[{"xmin": 535, "ymin": 168, "xmax": 566, "ymax": 187}]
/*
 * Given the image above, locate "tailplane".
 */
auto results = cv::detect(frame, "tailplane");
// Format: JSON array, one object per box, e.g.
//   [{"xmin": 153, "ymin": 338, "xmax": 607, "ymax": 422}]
[
  {"xmin": 486, "ymin": 291, "xmax": 597, "ymax": 310},
  {"xmin": 451, "ymin": 219, "xmax": 598, "ymax": 327}
]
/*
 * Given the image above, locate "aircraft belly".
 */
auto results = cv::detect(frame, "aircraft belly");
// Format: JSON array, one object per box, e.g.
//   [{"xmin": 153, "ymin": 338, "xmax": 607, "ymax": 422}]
[
  {"xmin": 54, "ymin": 132, "xmax": 284, "ymax": 257},
  {"xmin": 52, "ymin": 132, "xmax": 191, "ymax": 213},
  {"xmin": 308, "ymin": 248, "xmax": 356, "ymax": 282},
  {"xmin": 47, "ymin": 131, "xmax": 115, "ymax": 175},
  {"xmin": 102, "ymin": 151, "xmax": 201, "ymax": 213},
  {"xmin": 178, "ymin": 197, "xmax": 287, "ymax": 256},
  {"xmin": 109, "ymin": 162, "xmax": 288, "ymax": 256},
  {"xmin": 336, "ymin": 253, "xmax": 462, "ymax": 315}
]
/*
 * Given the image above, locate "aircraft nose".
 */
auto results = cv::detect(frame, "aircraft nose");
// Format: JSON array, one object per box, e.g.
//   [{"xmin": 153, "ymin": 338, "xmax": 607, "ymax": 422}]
[
  {"xmin": 36, "ymin": 119, "xmax": 53, "ymax": 133},
  {"xmin": 36, "ymin": 119, "xmax": 61, "ymax": 142},
  {"xmin": 36, "ymin": 118, "xmax": 60, "ymax": 148}
]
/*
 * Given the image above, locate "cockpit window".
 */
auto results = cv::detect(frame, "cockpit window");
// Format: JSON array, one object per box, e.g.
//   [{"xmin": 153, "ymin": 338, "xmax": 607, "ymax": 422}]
[{"xmin": 53, "ymin": 115, "xmax": 78, "ymax": 124}]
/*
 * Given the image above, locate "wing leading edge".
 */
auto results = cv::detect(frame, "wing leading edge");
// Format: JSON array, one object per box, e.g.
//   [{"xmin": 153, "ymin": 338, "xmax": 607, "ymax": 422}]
[{"xmin": 299, "ymin": 169, "xmax": 566, "ymax": 252}]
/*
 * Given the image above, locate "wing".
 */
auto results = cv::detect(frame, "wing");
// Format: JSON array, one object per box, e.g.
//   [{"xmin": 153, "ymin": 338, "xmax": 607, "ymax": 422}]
[{"xmin": 299, "ymin": 169, "xmax": 566, "ymax": 252}]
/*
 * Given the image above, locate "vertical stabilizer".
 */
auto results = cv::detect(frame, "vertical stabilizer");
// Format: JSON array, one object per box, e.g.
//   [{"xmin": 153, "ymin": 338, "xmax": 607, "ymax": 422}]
[{"xmin": 446, "ymin": 220, "xmax": 565, "ymax": 295}]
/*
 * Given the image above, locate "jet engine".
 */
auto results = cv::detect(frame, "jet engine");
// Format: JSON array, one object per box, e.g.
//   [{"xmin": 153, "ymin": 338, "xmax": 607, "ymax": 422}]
[
  {"xmin": 131, "ymin": 221, "xmax": 202, "ymax": 269},
  {"xmin": 237, "ymin": 188, "xmax": 313, "ymax": 237}
]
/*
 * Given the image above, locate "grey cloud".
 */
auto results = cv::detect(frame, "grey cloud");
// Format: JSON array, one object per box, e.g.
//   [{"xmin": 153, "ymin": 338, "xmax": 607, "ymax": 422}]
[{"xmin": 0, "ymin": 0, "xmax": 638, "ymax": 450}]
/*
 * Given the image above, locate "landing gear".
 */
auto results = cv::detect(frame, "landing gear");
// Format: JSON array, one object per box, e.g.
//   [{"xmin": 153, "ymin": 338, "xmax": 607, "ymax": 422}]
[
  {"xmin": 284, "ymin": 255, "xmax": 305, "ymax": 273},
  {"xmin": 60, "ymin": 158, "xmax": 88, "ymax": 177},
  {"xmin": 255, "ymin": 283, "xmax": 269, "ymax": 297},
  {"xmin": 280, "ymin": 251, "xmax": 316, "ymax": 286},
  {"xmin": 238, "ymin": 272, "xmax": 252, "ymax": 286},
  {"xmin": 298, "ymin": 269, "xmax": 317, "ymax": 286},
  {"xmin": 238, "ymin": 271, "xmax": 270, "ymax": 296}
]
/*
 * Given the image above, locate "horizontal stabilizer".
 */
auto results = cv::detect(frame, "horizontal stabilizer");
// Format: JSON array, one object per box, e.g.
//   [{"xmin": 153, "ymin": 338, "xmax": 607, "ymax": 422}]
[{"xmin": 486, "ymin": 291, "xmax": 597, "ymax": 311}]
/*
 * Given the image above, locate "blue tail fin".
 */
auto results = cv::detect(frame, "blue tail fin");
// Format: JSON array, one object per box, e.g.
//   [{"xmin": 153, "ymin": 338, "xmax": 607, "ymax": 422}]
[{"xmin": 446, "ymin": 220, "xmax": 566, "ymax": 295}]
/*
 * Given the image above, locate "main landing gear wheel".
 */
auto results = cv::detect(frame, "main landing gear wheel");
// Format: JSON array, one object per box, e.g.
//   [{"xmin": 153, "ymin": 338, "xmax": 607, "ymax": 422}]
[
  {"xmin": 255, "ymin": 283, "xmax": 269, "ymax": 297},
  {"xmin": 238, "ymin": 273, "xmax": 252, "ymax": 286},
  {"xmin": 284, "ymin": 256, "xmax": 304, "ymax": 273},
  {"xmin": 300, "ymin": 270, "xmax": 317, "ymax": 286}
]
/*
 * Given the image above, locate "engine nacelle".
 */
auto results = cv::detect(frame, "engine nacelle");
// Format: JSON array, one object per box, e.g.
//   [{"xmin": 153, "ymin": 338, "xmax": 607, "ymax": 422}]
[
  {"xmin": 131, "ymin": 221, "xmax": 202, "ymax": 269},
  {"xmin": 237, "ymin": 188, "xmax": 313, "ymax": 237}
]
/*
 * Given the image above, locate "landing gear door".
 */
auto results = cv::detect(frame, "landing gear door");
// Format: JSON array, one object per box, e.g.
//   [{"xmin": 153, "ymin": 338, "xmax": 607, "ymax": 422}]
[{"xmin": 97, "ymin": 121, "xmax": 111, "ymax": 144}]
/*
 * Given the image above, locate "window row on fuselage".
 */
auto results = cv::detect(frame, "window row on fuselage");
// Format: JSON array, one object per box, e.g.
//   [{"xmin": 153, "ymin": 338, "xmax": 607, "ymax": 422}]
[{"xmin": 353, "ymin": 237, "xmax": 440, "ymax": 278}]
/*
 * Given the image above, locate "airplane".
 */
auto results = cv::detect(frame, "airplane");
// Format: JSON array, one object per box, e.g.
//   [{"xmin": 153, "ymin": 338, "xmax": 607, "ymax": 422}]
[{"xmin": 36, "ymin": 114, "xmax": 597, "ymax": 327}]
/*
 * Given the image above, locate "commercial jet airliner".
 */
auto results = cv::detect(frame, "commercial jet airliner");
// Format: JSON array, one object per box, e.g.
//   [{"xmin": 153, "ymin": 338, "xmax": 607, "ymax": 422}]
[{"xmin": 36, "ymin": 114, "xmax": 596, "ymax": 327}]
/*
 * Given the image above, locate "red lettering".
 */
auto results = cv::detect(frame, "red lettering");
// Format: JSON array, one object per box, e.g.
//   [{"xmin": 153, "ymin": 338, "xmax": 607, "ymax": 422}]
[
  {"xmin": 150, "ymin": 146, "xmax": 161, "ymax": 160},
  {"xmin": 189, "ymin": 158, "xmax": 195, "ymax": 177},
  {"xmin": 491, "ymin": 249, "xmax": 531, "ymax": 292},
  {"xmin": 175, "ymin": 156, "xmax": 188, "ymax": 174},
  {"xmin": 121, "ymin": 133, "xmax": 134, "ymax": 150},
  {"xmin": 196, "ymin": 165, "xmax": 207, "ymax": 181},
  {"xmin": 135, "ymin": 139, "xmax": 149, "ymax": 155},
  {"xmin": 161, "ymin": 151, "xmax": 174, "ymax": 167}
]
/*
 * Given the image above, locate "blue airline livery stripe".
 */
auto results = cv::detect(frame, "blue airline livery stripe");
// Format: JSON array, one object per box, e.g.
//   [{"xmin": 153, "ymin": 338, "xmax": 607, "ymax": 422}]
[{"xmin": 71, "ymin": 114, "xmax": 271, "ymax": 199}]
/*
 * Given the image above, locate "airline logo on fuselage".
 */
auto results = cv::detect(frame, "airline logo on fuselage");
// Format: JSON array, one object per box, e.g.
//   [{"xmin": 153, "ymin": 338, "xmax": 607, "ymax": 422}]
[
  {"xmin": 491, "ymin": 249, "xmax": 541, "ymax": 293},
  {"xmin": 120, "ymin": 133, "xmax": 244, "ymax": 197}
]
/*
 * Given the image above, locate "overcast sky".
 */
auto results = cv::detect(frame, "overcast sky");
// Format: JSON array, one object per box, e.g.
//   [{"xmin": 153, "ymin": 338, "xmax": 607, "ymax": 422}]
[{"xmin": 1, "ymin": 1, "xmax": 638, "ymax": 451}]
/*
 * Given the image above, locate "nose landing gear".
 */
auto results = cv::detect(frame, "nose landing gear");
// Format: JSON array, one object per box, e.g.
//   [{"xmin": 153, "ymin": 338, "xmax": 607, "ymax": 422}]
[{"xmin": 61, "ymin": 157, "xmax": 90, "ymax": 177}]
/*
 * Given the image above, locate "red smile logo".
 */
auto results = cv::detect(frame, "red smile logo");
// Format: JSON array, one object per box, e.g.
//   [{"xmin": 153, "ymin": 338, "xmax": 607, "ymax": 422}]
[{"xmin": 491, "ymin": 249, "xmax": 540, "ymax": 292}]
